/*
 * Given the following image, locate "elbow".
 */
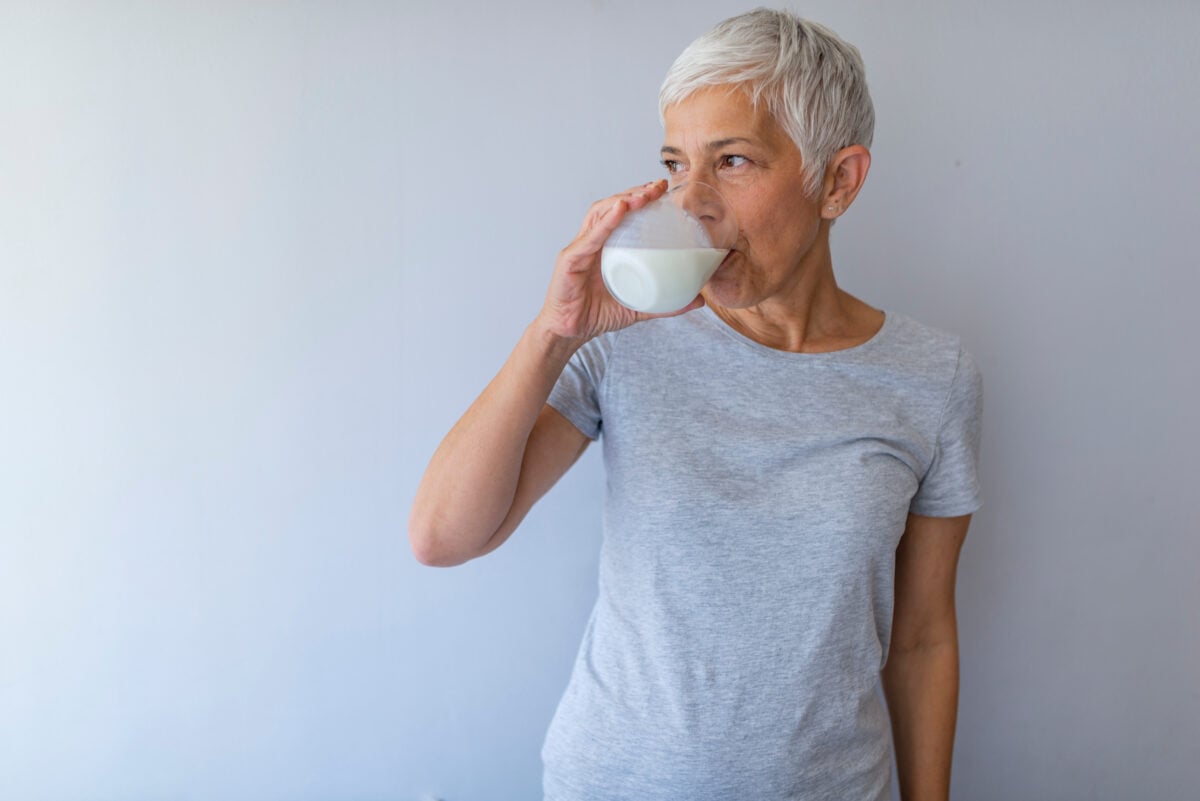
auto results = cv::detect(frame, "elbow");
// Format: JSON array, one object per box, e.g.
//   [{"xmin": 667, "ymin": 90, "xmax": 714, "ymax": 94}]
[
  {"xmin": 407, "ymin": 511, "xmax": 474, "ymax": 568},
  {"xmin": 410, "ymin": 535, "xmax": 467, "ymax": 568},
  {"xmin": 887, "ymin": 625, "xmax": 960, "ymax": 660}
]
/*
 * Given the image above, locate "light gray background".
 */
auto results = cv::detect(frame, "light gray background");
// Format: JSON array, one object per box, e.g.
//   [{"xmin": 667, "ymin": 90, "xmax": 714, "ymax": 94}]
[{"xmin": 2, "ymin": 1, "xmax": 1197, "ymax": 800}]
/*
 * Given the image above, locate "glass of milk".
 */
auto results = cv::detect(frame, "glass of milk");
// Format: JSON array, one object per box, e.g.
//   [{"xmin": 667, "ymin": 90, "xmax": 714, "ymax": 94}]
[{"xmin": 601, "ymin": 181, "xmax": 736, "ymax": 314}]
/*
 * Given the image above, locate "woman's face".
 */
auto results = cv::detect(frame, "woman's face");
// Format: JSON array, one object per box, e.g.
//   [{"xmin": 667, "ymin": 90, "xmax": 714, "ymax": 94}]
[{"xmin": 661, "ymin": 87, "xmax": 825, "ymax": 310}]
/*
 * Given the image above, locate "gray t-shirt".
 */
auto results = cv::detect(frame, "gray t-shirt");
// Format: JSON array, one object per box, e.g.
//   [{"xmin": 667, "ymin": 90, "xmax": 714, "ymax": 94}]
[{"xmin": 542, "ymin": 306, "xmax": 982, "ymax": 800}]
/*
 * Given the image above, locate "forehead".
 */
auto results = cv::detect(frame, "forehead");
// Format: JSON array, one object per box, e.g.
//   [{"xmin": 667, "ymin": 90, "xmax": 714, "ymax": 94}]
[{"xmin": 662, "ymin": 86, "xmax": 791, "ymax": 150}]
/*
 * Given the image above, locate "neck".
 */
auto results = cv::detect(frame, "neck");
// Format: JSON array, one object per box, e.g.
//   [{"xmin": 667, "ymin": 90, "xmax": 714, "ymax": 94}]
[{"xmin": 706, "ymin": 240, "xmax": 883, "ymax": 353}]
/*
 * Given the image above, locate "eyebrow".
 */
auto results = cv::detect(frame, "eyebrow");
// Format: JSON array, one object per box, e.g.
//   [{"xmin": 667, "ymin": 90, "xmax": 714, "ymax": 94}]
[{"xmin": 660, "ymin": 137, "xmax": 756, "ymax": 155}]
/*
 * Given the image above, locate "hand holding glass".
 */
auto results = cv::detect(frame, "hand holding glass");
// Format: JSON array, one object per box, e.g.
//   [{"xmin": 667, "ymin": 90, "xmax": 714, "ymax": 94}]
[{"xmin": 601, "ymin": 182, "xmax": 736, "ymax": 314}]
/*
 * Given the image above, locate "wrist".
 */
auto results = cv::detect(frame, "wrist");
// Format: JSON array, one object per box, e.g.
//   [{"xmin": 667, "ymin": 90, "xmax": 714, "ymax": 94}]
[
  {"xmin": 529, "ymin": 313, "xmax": 586, "ymax": 355},
  {"xmin": 523, "ymin": 316, "xmax": 584, "ymax": 373}
]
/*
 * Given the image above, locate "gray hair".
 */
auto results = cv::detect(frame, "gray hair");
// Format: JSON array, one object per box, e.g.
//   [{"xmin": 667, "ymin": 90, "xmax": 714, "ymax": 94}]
[{"xmin": 659, "ymin": 8, "xmax": 875, "ymax": 200}]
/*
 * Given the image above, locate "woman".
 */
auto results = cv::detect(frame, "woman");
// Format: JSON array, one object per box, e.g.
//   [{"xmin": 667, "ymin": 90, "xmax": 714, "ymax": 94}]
[{"xmin": 409, "ymin": 9, "xmax": 981, "ymax": 801}]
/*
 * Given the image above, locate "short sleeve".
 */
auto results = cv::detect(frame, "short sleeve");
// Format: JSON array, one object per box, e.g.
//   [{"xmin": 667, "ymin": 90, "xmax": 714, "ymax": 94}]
[
  {"xmin": 546, "ymin": 332, "xmax": 616, "ymax": 441},
  {"xmin": 909, "ymin": 347, "xmax": 983, "ymax": 517}
]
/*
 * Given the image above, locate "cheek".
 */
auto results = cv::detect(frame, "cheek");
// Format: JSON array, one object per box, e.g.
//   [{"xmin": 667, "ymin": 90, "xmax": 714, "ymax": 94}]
[
  {"xmin": 733, "ymin": 198, "xmax": 771, "ymax": 241},
  {"xmin": 764, "ymin": 195, "xmax": 821, "ymax": 249},
  {"xmin": 737, "ymin": 200, "xmax": 796, "ymax": 257}
]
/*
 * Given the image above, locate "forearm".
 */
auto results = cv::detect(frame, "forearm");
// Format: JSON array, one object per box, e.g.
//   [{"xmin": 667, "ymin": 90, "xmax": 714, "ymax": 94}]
[
  {"xmin": 408, "ymin": 319, "xmax": 579, "ymax": 565},
  {"xmin": 881, "ymin": 637, "xmax": 959, "ymax": 801}
]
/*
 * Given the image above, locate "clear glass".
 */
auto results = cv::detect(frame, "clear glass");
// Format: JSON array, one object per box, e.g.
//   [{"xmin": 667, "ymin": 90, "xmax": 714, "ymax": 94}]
[{"xmin": 601, "ymin": 182, "xmax": 736, "ymax": 314}]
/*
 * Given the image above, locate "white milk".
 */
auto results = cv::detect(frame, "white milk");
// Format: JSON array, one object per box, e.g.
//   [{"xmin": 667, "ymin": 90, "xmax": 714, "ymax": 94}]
[{"xmin": 601, "ymin": 247, "xmax": 729, "ymax": 314}]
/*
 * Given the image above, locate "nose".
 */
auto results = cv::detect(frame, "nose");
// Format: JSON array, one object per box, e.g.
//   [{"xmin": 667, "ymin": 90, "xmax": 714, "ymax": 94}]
[{"xmin": 676, "ymin": 181, "xmax": 728, "ymax": 229}]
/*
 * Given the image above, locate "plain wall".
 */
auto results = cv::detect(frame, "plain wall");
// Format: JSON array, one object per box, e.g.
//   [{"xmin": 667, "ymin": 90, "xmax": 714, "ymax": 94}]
[{"xmin": 2, "ymin": 1, "xmax": 1197, "ymax": 800}]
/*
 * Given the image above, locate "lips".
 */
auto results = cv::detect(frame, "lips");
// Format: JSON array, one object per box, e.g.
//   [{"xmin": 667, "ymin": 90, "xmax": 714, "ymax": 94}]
[{"xmin": 714, "ymin": 250, "xmax": 736, "ymax": 275}]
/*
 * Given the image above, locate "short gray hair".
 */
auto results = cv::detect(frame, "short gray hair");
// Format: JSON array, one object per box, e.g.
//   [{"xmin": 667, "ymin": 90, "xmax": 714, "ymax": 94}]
[{"xmin": 659, "ymin": 8, "xmax": 875, "ymax": 200}]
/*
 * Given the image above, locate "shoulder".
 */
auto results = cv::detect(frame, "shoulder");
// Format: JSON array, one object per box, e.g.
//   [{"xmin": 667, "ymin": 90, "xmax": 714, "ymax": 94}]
[
  {"xmin": 572, "ymin": 328, "xmax": 620, "ymax": 367},
  {"xmin": 882, "ymin": 313, "xmax": 963, "ymax": 361},
  {"xmin": 863, "ymin": 313, "xmax": 983, "ymax": 441},
  {"xmin": 565, "ymin": 316, "xmax": 685, "ymax": 387},
  {"xmin": 878, "ymin": 312, "xmax": 980, "ymax": 386},
  {"xmin": 584, "ymin": 309, "xmax": 715, "ymax": 363}
]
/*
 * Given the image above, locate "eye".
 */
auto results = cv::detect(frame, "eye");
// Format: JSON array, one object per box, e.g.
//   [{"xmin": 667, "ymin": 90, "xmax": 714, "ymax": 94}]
[
  {"xmin": 660, "ymin": 158, "xmax": 682, "ymax": 174},
  {"xmin": 720, "ymin": 154, "xmax": 749, "ymax": 169}
]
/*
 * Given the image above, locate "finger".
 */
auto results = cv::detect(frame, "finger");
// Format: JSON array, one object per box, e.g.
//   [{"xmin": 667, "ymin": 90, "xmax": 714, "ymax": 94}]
[
  {"xmin": 557, "ymin": 198, "xmax": 625, "ymax": 276},
  {"xmin": 608, "ymin": 178, "xmax": 668, "ymax": 209},
  {"xmin": 578, "ymin": 179, "xmax": 669, "ymax": 236},
  {"xmin": 622, "ymin": 177, "xmax": 668, "ymax": 199},
  {"xmin": 617, "ymin": 178, "xmax": 668, "ymax": 211},
  {"xmin": 573, "ymin": 196, "xmax": 629, "ymax": 256},
  {"xmin": 576, "ymin": 179, "xmax": 667, "ymax": 243}
]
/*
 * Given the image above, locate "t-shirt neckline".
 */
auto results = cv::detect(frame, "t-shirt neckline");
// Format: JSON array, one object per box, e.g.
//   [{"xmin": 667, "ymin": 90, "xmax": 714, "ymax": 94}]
[{"xmin": 696, "ymin": 305, "xmax": 894, "ymax": 360}]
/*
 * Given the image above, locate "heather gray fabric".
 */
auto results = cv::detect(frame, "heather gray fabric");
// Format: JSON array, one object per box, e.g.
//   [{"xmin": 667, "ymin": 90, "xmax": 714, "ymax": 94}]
[{"xmin": 542, "ymin": 307, "xmax": 982, "ymax": 801}]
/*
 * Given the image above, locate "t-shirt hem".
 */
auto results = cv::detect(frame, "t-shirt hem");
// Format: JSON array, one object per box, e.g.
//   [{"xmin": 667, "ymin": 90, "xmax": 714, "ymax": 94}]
[
  {"xmin": 908, "ymin": 497, "xmax": 982, "ymax": 518},
  {"xmin": 546, "ymin": 397, "xmax": 601, "ymax": 441}
]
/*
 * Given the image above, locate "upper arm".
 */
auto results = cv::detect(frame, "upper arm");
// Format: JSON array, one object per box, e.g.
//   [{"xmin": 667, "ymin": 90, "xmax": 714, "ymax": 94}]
[
  {"xmin": 889, "ymin": 513, "xmax": 972, "ymax": 652},
  {"xmin": 478, "ymin": 404, "xmax": 591, "ymax": 557}
]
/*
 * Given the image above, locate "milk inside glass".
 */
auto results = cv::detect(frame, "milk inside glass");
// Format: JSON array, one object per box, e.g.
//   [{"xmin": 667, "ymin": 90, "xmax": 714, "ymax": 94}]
[
  {"xmin": 600, "ymin": 181, "xmax": 736, "ymax": 314},
  {"xmin": 601, "ymin": 247, "xmax": 728, "ymax": 313}
]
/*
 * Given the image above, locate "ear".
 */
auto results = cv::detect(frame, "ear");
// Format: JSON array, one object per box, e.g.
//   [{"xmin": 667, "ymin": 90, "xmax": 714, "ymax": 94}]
[{"xmin": 820, "ymin": 145, "xmax": 871, "ymax": 220}]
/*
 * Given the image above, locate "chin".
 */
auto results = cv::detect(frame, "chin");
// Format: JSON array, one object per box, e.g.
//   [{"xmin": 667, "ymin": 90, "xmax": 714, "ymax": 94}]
[
  {"xmin": 703, "ymin": 266, "xmax": 760, "ymax": 310},
  {"xmin": 702, "ymin": 254, "xmax": 748, "ymax": 308}
]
